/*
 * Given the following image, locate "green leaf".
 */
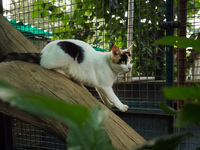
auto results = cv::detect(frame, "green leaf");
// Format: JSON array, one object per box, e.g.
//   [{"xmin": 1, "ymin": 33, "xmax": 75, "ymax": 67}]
[
  {"xmin": 93, "ymin": 129, "xmax": 116, "ymax": 150},
  {"xmin": 31, "ymin": 11, "xmax": 42, "ymax": 18},
  {"xmin": 158, "ymin": 103, "xmax": 178, "ymax": 116},
  {"xmin": 155, "ymin": 36, "xmax": 200, "ymax": 52},
  {"xmin": 164, "ymin": 86, "xmax": 200, "ymax": 102},
  {"xmin": 50, "ymin": 14, "xmax": 58, "ymax": 22},
  {"xmin": 174, "ymin": 103, "xmax": 200, "ymax": 127},
  {"xmin": 77, "ymin": 18, "xmax": 84, "ymax": 24},
  {"xmin": 33, "ymin": 0, "xmax": 44, "ymax": 5},
  {"xmin": 0, "ymin": 81, "xmax": 89, "ymax": 126},
  {"xmin": 56, "ymin": 13, "xmax": 64, "ymax": 18},
  {"xmin": 42, "ymin": 2, "xmax": 53, "ymax": 9},
  {"xmin": 88, "ymin": 106, "xmax": 108, "ymax": 130},
  {"xmin": 40, "ymin": 11, "xmax": 49, "ymax": 18},
  {"xmin": 132, "ymin": 132, "xmax": 193, "ymax": 150},
  {"xmin": 68, "ymin": 106, "xmax": 115, "ymax": 150},
  {"xmin": 33, "ymin": 0, "xmax": 44, "ymax": 10},
  {"xmin": 0, "ymin": 81, "xmax": 115, "ymax": 149},
  {"xmin": 48, "ymin": 6, "xmax": 59, "ymax": 13}
]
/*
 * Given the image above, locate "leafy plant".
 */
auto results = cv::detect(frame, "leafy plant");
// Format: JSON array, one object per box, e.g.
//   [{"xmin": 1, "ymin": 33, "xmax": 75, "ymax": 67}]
[
  {"xmin": 131, "ymin": 86, "xmax": 200, "ymax": 150},
  {"xmin": 132, "ymin": 132, "xmax": 193, "ymax": 150},
  {"xmin": 132, "ymin": 36, "xmax": 200, "ymax": 150},
  {"xmin": 163, "ymin": 85, "xmax": 200, "ymax": 128},
  {"xmin": 155, "ymin": 36, "xmax": 200, "ymax": 52},
  {"xmin": 28, "ymin": 0, "xmax": 166, "ymax": 77},
  {"xmin": 156, "ymin": 36, "xmax": 200, "ymax": 80},
  {"xmin": 0, "ymin": 81, "xmax": 115, "ymax": 150},
  {"xmin": 4, "ymin": 0, "xmax": 168, "ymax": 77}
]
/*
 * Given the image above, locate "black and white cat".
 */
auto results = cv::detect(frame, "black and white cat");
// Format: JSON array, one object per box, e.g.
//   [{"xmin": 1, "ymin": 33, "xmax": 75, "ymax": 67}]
[{"xmin": 0, "ymin": 39, "xmax": 133, "ymax": 112}]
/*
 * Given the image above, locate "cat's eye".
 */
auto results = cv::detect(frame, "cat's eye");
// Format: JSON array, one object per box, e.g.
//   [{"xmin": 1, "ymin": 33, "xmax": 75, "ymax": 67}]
[{"xmin": 121, "ymin": 61, "xmax": 126, "ymax": 64}]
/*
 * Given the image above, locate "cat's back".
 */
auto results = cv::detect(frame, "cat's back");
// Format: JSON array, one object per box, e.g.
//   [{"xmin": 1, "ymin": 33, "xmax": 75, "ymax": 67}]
[
  {"xmin": 42, "ymin": 39, "xmax": 98, "ymax": 61},
  {"xmin": 42, "ymin": 39, "xmax": 95, "ymax": 54},
  {"xmin": 40, "ymin": 39, "xmax": 104, "ymax": 69}
]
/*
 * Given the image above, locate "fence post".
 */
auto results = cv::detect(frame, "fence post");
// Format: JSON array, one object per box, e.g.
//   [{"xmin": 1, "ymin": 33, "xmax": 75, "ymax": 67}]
[
  {"xmin": 0, "ymin": 0, "xmax": 2, "ymax": 15},
  {"xmin": 177, "ymin": 0, "xmax": 187, "ymax": 110},
  {"xmin": 126, "ymin": 0, "xmax": 134, "ymax": 82},
  {"xmin": 0, "ymin": 114, "xmax": 14, "ymax": 150},
  {"xmin": 166, "ymin": 0, "xmax": 174, "ymax": 106},
  {"xmin": 156, "ymin": 30, "xmax": 165, "ymax": 80}
]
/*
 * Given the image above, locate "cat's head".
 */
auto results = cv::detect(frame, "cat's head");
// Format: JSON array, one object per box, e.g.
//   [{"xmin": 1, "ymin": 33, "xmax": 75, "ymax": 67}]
[{"xmin": 110, "ymin": 45, "xmax": 133, "ymax": 73}]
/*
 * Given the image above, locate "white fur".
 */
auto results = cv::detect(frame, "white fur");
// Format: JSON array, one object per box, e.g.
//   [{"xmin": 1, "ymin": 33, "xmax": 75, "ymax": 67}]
[{"xmin": 40, "ymin": 39, "xmax": 132, "ymax": 112}]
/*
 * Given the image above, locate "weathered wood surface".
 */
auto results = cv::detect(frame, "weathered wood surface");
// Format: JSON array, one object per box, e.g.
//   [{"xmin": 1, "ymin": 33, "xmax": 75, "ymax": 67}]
[{"xmin": 0, "ymin": 14, "xmax": 145, "ymax": 150}]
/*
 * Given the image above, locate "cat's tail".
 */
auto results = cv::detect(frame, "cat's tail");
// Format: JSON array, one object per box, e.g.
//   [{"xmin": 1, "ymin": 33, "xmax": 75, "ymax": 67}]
[{"xmin": 0, "ymin": 52, "xmax": 40, "ymax": 64}]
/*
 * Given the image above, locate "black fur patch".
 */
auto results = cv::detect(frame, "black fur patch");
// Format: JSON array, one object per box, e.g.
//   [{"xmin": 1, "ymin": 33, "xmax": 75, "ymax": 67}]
[
  {"xmin": 124, "ymin": 52, "xmax": 131, "ymax": 56},
  {"xmin": 0, "ymin": 52, "xmax": 40, "ymax": 64},
  {"xmin": 117, "ymin": 53, "xmax": 128, "ymax": 64},
  {"xmin": 57, "ymin": 41, "xmax": 84, "ymax": 64}
]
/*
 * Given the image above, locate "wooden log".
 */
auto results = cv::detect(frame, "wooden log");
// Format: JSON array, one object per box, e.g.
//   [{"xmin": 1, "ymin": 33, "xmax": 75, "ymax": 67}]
[{"xmin": 0, "ymin": 14, "xmax": 145, "ymax": 150}]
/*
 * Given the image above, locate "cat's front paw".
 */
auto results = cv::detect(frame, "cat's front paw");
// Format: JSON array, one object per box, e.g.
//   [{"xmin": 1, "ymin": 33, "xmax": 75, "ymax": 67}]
[{"xmin": 118, "ymin": 104, "xmax": 129, "ymax": 112}]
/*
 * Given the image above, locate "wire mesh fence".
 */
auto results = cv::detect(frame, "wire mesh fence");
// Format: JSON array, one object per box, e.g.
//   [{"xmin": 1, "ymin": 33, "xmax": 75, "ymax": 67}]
[
  {"xmin": 2, "ymin": 0, "xmax": 200, "ymax": 149},
  {"xmin": 2, "ymin": 0, "xmax": 169, "ymax": 148},
  {"xmin": 3, "ymin": 0, "xmax": 168, "ymax": 112},
  {"xmin": 175, "ymin": 0, "xmax": 200, "ymax": 149},
  {"xmin": 12, "ymin": 119, "xmax": 67, "ymax": 150},
  {"xmin": 185, "ymin": 0, "xmax": 200, "ymax": 82},
  {"xmin": 1, "ymin": 1, "xmax": 169, "ymax": 149}
]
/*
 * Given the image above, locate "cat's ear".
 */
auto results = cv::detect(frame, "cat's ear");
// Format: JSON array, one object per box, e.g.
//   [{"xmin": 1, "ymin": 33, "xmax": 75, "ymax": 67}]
[
  {"xmin": 126, "ymin": 45, "xmax": 133, "ymax": 52},
  {"xmin": 112, "ymin": 45, "xmax": 121, "ymax": 55}
]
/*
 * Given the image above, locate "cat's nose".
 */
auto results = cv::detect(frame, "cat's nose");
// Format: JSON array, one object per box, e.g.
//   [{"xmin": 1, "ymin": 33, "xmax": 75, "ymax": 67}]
[{"xmin": 128, "ymin": 68, "xmax": 132, "ymax": 71}]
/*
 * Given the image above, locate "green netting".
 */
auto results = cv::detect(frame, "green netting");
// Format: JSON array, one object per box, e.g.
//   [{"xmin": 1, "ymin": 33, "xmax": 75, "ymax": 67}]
[
  {"xmin": 3, "ymin": 16, "xmax": 54, "ymax": 37},
  {"xmin": 4, "ymin": 16, "xmax": 107, "ymax": 52},
  {"xmin": 91, "ymin": 45, "xmax": 107, "ymax": 52}
]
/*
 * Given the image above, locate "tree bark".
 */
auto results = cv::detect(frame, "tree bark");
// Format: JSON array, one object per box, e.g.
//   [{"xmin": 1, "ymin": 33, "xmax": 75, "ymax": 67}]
[{"xmin": 0, "ymin": 14, "xmax": 145, "ymax": 150}]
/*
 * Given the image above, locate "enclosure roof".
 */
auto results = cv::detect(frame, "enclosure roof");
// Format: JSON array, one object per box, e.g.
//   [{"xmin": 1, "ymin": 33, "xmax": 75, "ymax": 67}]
[{"xmin": 4, "ymin": 16, "xmax": 53, "ymax": 37}]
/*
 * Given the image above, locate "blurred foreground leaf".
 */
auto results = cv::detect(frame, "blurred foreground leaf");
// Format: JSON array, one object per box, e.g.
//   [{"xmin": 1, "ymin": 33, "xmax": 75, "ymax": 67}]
[
  {"xmin": 163, "ymin": 85, "xmax": 200, "ymax": 127},
  {"xmin": 174, "ymin": 103, "xmax": 200, "ymax": 128},
  {"xmin": 132, "ymin": 132, "xmax": 193, "ymax": 150},
  {"xmin": 0, "ymin": 80, "xmax": 115, "ymax": 150},
  {"xmin": 155, "ymin": 36, "xmax": 200, "ymax": 52},
  {"xmin": 0, "ymin": 81, "xmax": 89, "ymax": 126},
  {"xmin": 68, "ymin": 106, "xmax": 115, "ymax": 150},
  {"xmin": 158, "ymin": 103, "xmax": 177, "ymax": 116},
  {"xmin": 164, "ymin": 86, "xmax": 200, "ymax": 102}
]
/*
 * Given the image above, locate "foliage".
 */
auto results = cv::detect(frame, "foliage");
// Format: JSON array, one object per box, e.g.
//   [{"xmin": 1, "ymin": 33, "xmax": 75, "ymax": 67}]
[
  {"xmin": 163, "ymin": 86, "xmax": 200, "ymax": 128},
  {"xmin": 30, "ymin": 0, "xmax": 128, "ymax": 49},
  {"xmin": 156, "ymin": 36, "xmax": 200, "ymax": 79},
  {"xmin": 4, "ymin": 0, "xmax": 200, "ymax": 77},
  {"xmin": 132, "ymin": 132, "xmax": 193, "ymax": 150},
  {"xmin": 4, "ymin": 0, "xmax": 168, "ymax": 76},
  {"xmin": 28, "ymin": 0, "xmax": 166, "ymax": 76},
  {"xmin": 132, "ymin": 85, "xmax": 200, "ymax": 150},
  {"xmin": 155, "ymin": 36, "xmax": 200, "ymax": 52},
  {"xmin": 174, "ymin": 0, "xmax": 200, "ymax": 35},
  {"xmin": 132, "ymin": 36, "xmax": 200, "ymax": 150},
  {"xmin": 132, "ymin": 0, "xmax": 166, "ymax": 76},
  {"xmin": 0, "ymin": 81, "xmax": 115, "ymax": 150},
  {"xmin": 184, "ymin": 0, "xmax": 200, "ymax": 35}
]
